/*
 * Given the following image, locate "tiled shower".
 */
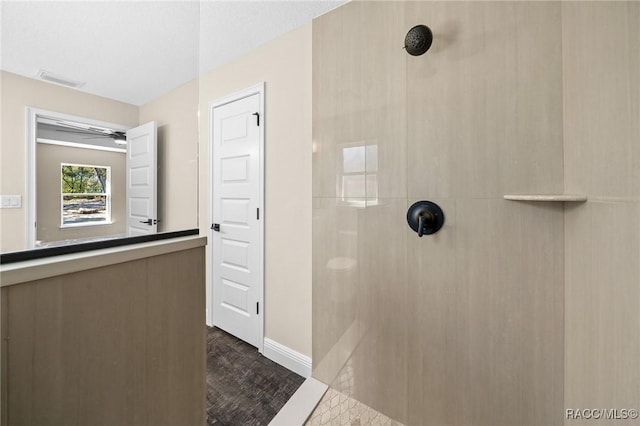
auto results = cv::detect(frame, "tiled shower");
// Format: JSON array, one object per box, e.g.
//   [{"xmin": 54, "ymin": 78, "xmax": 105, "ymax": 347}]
[{"xmin": 311, "ymin": 2, "xmax": 639, "ymax": 425}]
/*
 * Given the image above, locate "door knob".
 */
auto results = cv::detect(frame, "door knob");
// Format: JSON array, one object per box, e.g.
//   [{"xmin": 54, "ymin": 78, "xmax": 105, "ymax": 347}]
[
  {"xmin": 139, "ymin": 219, "xmax": 153, "ymax": 225},
  {"xmin": 211, "ymin": 223, "xmax": 220, "ymax": 232},
  {"xmin": 407, "ymin": 201, "xmax": 444, "ymax": 237}
]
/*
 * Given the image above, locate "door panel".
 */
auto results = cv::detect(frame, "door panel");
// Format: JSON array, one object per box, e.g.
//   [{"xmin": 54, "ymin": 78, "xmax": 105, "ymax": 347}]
[
  {"xmin": 212, "ymin": 94, "xmax": 261, "ymax": 347},
  {"xmin": 126, "ymin": 121, "xmax": 157, "ymax": 236},
  {"xmin": 221, "ymin": 278, "xmax": 251, "ymax": 314},
  {"xmin": 221, "ymin": 155, "xmax": 250, "ymax": 182},
  {"xmin": 220, "ymin": 198, "xmax": 251, "ymax": 226}
]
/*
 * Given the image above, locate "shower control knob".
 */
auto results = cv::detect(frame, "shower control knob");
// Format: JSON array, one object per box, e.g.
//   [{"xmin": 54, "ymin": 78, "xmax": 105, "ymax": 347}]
[{"xmin": 407, "ymin": 201, "xmax": 445, "ymax": 237}]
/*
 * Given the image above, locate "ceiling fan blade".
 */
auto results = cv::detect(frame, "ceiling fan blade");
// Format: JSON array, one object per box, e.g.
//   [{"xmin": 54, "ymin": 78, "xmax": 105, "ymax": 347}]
[
  {"xmin": 54, "ymin": 121, "xmax": 119, "ymax": 135},
  {"xmin": 55, "ymin": 121, "xmax": 91, "ymax": 131},
  {"xmin": 53, "ymin": 125, "xmax": 125, "ymax": 143},
  {"xmin": 56, "ymin": 128, "xmax": 111, "ymax": 136},
  {"xmin": 57, "ymin": 122, "xmax": 108, "ymax": 133}
]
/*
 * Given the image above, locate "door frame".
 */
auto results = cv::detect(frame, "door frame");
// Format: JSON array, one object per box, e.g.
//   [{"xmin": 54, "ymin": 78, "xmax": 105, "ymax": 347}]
[
  {"xmin": 25, "ymin": 107, "xmax": 130, "ymax": 248},
  {"xmin": 208, "ymin": 82, "xmax": 265, "ymax": 353}
]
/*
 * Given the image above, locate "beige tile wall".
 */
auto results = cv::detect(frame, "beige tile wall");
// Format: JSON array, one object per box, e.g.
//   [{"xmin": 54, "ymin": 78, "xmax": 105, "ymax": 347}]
[
  {"xmin": 563, "ymin": 2, "xmax": 640, "ymax": 425},
  {"xmin": 313, "ymin": 1, "xmax": 640, "ymax": 425},
  {"xmin": 311, "ymin": 197, "xmax": 362, "ymax": 383},
  {"xmin": 406, "ymin": 1, "xmax": 564, "ymax": 200},
  {"xmin": 562, "ymin": 2, "xmax": 640, "ymax": 201}
]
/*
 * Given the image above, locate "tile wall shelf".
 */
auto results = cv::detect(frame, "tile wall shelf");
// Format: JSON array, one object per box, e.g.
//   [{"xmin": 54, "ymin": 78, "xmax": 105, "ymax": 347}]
[{"xmin": 503, "ymin": 194, "xmax": 588, "ymax": 202}]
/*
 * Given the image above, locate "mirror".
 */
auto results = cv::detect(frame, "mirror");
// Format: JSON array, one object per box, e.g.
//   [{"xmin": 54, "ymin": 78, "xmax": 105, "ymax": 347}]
[
  {"xmin": 32, "ymin": 111, "xmax": 132, "ymax": 247},
  {"xmin": 0, "ymin": 1, "xmax": 201, "ymax": 253}
]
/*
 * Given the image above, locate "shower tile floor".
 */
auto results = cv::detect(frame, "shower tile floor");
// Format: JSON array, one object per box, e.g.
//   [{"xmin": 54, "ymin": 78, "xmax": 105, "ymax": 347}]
[
  {"xmin": 305, "ymin": 360, "xmax": 404, "ymax": 426},
  {"xmin": 305, "ymin": 387, "xmax": 404, "ymax": 426}
]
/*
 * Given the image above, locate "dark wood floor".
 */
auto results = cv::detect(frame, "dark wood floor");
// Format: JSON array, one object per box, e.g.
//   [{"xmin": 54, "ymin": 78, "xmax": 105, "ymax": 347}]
[{"xmin": 207, "ymin": 326, "xmax": 305, "ymax": 425}]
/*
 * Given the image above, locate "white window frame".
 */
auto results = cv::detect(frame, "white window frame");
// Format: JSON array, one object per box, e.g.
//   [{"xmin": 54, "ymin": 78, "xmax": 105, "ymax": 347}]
[{"xmin": 60, "ymin": 162, "xmax": 112, "ymax": 228}]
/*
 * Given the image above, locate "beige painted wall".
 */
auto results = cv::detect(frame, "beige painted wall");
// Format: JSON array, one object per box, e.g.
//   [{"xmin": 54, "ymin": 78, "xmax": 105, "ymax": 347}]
[
  {"xmin": 36, "ymin": 143, "xmax": 126, "ymax": 243},
  {"xmin": 198, "ymin": 25, "xmax": 312, "ymax": 357},
  {"xmin": 139, "ymin": 80, "xmax": 199, "ymax": 233},
  {"xmin": 0, "ymin": 71, "xmax": 138, "ymax": 252},
  {"xmin": 0, "ymin": 71, "xmax": 199, "ymax": 252}
]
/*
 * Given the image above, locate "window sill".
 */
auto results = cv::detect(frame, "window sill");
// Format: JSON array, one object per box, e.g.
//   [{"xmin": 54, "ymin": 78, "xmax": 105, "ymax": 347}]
[{"xmin": 60, "ymin": 221, "xmax": 113, "ymax": 229}]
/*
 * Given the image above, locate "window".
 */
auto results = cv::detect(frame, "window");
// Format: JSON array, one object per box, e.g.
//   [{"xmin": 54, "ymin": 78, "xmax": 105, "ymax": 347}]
[{"xmin": 61, "ymin": 164, "xmax": 111, "ymax": 227}]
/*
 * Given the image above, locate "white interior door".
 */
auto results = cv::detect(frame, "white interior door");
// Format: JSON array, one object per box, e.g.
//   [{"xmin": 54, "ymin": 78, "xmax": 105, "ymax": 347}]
[
  {"xmin": 212, "ymin": 93, "xmax": 262, "ymax": 348},
  {"xmin": 126, "ymin": 121, "xmax": 157, "ymax": 236}
]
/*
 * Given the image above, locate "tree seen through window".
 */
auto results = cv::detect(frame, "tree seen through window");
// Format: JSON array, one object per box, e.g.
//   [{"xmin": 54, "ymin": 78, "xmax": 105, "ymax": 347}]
[{"xmin": 61, "ymin": 164, "xmax": 110, "ymax": 226}]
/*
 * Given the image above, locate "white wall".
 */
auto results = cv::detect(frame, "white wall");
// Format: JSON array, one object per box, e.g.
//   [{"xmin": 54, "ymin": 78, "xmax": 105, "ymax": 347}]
[{"xmin": 199, "ymin": 24, "xmax": 312, "ymax": 357}]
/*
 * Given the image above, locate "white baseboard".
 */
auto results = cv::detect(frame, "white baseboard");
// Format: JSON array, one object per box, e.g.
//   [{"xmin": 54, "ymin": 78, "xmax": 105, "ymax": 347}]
[{"xmin": 263, "ymin": 338, "xmax": 312, "ymax": 378}]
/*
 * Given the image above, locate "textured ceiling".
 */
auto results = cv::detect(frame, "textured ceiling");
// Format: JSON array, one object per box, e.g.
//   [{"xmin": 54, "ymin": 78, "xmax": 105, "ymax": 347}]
[{"xmin": 1, "ymin": 0, "xmax": 345, "ymax": 106}]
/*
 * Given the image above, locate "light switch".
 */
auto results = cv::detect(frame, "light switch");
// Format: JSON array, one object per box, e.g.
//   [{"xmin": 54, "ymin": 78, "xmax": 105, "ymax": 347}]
[{"xmin": 0, "ymin": 195, "xmax": 21, "ymax": 208}]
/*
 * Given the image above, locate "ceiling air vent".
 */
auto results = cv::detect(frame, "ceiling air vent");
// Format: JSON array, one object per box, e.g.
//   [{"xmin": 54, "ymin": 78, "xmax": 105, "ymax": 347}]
[{"xmin": 37, "ymin": 70, "xmax": 85, "ymax": 89}]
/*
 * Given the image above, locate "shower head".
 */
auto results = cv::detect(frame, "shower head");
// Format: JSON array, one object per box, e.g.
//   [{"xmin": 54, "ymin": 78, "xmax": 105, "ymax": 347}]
[{"xmin": 404, "ymin": 24, "xmax": 433, "ymax": 56}]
